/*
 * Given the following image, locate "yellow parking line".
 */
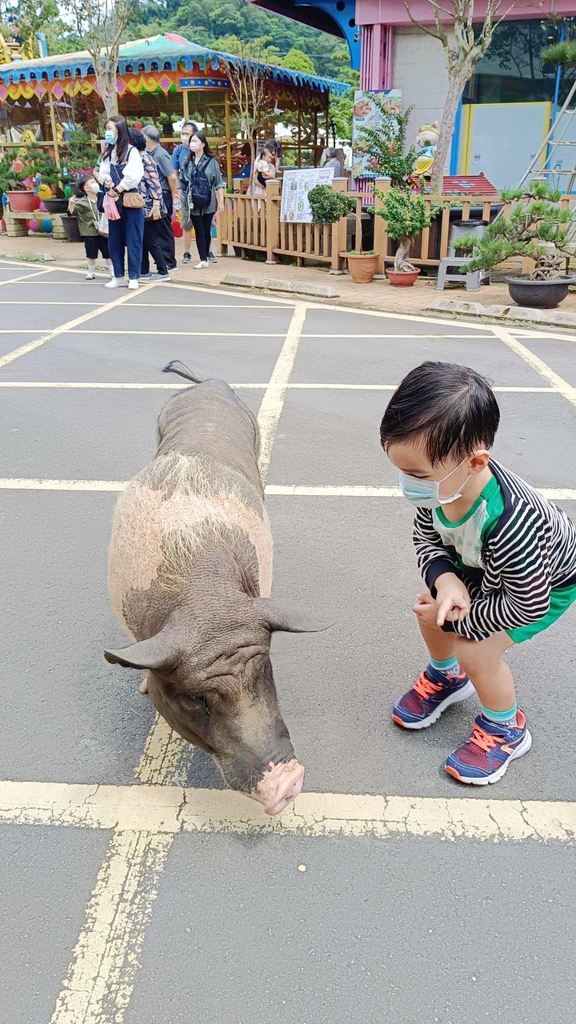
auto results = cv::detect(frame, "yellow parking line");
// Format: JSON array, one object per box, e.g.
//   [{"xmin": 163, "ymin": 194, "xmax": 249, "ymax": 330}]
[
  {"xmin": 1, "ymin": 780, "xmax": 575, "ymax": 844},
  {"xmin": 257, "ymin": 302, "xmax": 307, "ymax": 478}
]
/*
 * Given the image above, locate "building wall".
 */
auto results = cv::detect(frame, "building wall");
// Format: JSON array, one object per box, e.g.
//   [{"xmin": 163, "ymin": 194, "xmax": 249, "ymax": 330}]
[{"xmin": 392, "ymin": 27, "xmax": 449, "ymax": 150}]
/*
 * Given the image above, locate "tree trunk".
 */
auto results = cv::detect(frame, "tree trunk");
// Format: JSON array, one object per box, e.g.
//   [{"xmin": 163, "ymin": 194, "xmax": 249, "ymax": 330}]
[
  {"xmin": 394, "ymin": 235, "xmax": 415, "ymax": 272},
  {"xmin": 430, "ymin": 68, "xmax": 468, "ymax": 195},
  {"xmin": 95, "ymin": 65, "xmax": 119, "ymax": 119}
]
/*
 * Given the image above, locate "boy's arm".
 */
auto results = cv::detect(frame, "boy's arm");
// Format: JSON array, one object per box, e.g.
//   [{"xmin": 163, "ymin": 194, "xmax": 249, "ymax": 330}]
[
  {"xmin": 413, "ymin": 507, "xmax": 460, "ymax": 590},
  {"xmin": 445, "ymin": 510, "xmax": 552, "ymax": 642}
]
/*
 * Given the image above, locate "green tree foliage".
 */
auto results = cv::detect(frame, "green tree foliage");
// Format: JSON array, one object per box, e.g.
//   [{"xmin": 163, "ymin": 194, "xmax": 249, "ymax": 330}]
[
  {"xmin": 374, "ymin": 187, "xmax": 439, "ymax": 272},
  {"xmin": 281, "ymin": 47, "xmax": 316, "ymax": 75},
  {"xmin": 357, "ymin": 97, "xmax": 418, "ymax": 189},
  {"xmin": 307, "ymin": 183, "xmax": 355, "ymax": 224}
]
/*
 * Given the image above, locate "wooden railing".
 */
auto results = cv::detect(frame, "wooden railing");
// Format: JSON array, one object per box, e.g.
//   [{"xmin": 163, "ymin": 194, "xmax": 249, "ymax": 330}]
[{"xmin": 217, "ymin": 177, "xmax": 501, "ymax": 275}]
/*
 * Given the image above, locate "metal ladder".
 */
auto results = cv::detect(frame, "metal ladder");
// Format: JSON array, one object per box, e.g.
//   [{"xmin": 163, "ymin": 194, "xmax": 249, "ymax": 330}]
[{"xmin": 516, "ymin": 78, "xmax": 576, "ymax": 192}]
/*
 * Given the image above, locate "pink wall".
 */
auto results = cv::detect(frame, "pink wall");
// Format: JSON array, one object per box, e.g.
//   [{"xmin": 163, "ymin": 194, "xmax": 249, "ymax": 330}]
[{"xmin": 356, "ymin": 0, "xmax": 572, "ymax": 27}]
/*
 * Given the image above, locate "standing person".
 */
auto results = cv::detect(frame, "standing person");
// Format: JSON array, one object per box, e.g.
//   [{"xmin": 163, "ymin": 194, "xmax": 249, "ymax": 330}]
[
  {"xmin": 98, "ymin": 115, "xmax": 144, "ymax": 290},
  {"xmin": 251, "ymin": 146, "xmax": 276, "ymax": 198},
  {"xmin": 179, "ymin": 130, "xmax": 225, "ymax": 270},
  {"xmin": 381, "ymin": 361, "xmax": 576, "ymax": 784},
  {"xmin": 68, "ymin": 176, "xmax": 112, "ymax": 280},
  {"xmin": 324, "ymin": 147, "xmax": 344, "ymax": 177},
  {"xmin": 173, "ymin": 120, "xmax": 212, "ymax": 265},
  {"xmin": 142, "ymin": 124, "xmax": 178, "ymax": 271},
  {"xmin": 128, "ymin": 129, "xmax": 170, "ymax": 283}
]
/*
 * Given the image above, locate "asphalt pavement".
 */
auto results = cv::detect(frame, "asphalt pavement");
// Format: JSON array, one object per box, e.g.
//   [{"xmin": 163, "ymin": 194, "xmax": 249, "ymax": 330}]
[{"xmin": 1, "ymin": 260, "xmax": 575, "ymax": 1024}]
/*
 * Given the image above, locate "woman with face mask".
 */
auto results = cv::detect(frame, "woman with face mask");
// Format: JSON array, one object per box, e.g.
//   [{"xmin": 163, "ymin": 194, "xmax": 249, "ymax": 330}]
[
  {"xmin": 172, "ymin": 121, "xmax": 197, "ymax": 264},
  {"xmin": 178, "ymin": 130, "xmax": 224, "ymax": 269},
  {"xmin": 98, "ymin": 115, "xmax": 145, "ymax": 290}
]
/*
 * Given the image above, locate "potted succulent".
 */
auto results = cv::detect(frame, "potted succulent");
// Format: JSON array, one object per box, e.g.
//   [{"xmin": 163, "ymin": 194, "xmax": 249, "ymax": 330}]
[
  {"xmin": 308, "ymin": 183, "xmax": 380, "ymax": 284},
  {"xmin": 462, "ymin": 182, "xmax": 576, "ymax": 308},
  {"xmin": 0, "ymin": 154, "xmax": 34, "ymax": 212},
  {"xmin": 375, "ymin": 187, "xmax": 439, "ymax": 285}
]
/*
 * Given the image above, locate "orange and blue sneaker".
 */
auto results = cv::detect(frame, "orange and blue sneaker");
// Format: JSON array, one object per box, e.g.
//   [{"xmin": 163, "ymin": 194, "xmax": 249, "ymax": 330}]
[
  {"xmin": 392, "ymin": 665, "xmax": 475, "ymax": 730},
  {"xmin": 445, "ymin": 711, "xmax": 532, "ymax": 785}
]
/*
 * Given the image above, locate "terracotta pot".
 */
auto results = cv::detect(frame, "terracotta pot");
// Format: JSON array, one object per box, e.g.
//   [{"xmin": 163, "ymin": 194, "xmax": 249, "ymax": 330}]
[
  {"xmin": 347, "ymin": 252, "xmax": 379, "ymax": 284},
  {"xmin": 6, "ymin": 190, "xmax": 36, "ymax": 213},
  {"xmin": 386, "ymin": 267, "xmax": 421, "ymax": 287}
]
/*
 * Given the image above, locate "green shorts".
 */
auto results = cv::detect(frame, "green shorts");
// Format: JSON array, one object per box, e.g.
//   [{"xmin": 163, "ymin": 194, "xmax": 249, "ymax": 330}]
[{"xmin": 507, "ymin": 582, "xmax": 576, "ymax": 643}]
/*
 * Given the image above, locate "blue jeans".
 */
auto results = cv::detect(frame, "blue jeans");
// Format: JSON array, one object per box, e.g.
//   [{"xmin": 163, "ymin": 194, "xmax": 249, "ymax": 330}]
[{"xmin": 108, "ymin": 205, "xmax": 145, "ymax": 280}]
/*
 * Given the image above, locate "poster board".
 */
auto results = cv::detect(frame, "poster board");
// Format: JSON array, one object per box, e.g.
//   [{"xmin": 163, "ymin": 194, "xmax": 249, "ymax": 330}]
[
  {"xmin": 352, "ymin": 89, "xmax": 402, "ymax": 179},
  {"xmin": 280, "ymin": 167, "xmax": 334, "ymax": 223}
]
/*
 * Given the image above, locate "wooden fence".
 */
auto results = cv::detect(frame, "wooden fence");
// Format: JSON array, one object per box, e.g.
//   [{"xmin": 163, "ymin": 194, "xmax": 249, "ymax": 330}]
[{"xmin": 217, "ymin": 177, "xmax": 501, "ymax": 275}]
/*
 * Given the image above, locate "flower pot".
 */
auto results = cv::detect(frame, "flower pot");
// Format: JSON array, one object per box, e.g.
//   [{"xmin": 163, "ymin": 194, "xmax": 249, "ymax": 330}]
[
  {"xmin": 505, "ymin": 275, "xmax": 576, "ymax": 309},
  {"xmin": 42, "ymin": 197, "xmax": 68, "ymax": 214},
  {"xmin": 347, "ymin": 252, "xmax": 379, "ymax": 284},
  {"xmin": 6, "ymin": 190, "xmax": 35, "ymax": 213},
  {"xmin": 61, "ymin": 214, "xmax": 82, "ymax": 243},
  {"xmin": 386, "ymin": 267, "xmax": 421, "ymax": 287}
]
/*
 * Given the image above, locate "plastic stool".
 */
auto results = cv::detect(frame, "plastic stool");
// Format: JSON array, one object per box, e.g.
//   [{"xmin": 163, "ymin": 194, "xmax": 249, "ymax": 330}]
[{"xmin": 436, "ymin": 257, "xmax": 490, "ymax": 292}]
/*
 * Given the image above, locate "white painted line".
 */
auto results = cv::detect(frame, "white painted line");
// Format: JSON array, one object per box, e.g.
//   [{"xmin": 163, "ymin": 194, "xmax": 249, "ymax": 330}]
[
  {"xmin": 1, "ymin": 780, "xmax": 576, "ymax": 844},
  {"xmin": 491, "ymin": 324, "xmax": 576, "ymax": 409},
  {"xmin": 514, "ymin": 328, "xmax": 576, "ymax": 343},
  {"xmin": 0, "ymin": 267, "xmax": 57, "ymax": 286},
  {"xmin": 132, "ymin": 303, "xmax": 292, "ymax": 309},
  {"xmin": 257, "ymin": 302, "xmax": 307, "ymax": 480},
  {"xmin": 300, "ymin": 333, "xmax": 496, "ymax": 339},
  {"xmin": 0, "ymin": 382, "xmax": 555, "ymax": 393},
  {"xmin": 65, "ymin": 330, "xmax": 287, "ymax": 337},
  {"xmin": 0, "ymin": 284, "xmax": 155, "ymax": 369},
  {"xmin": 59, "ymin": 330, "xmax": 495, "ymax": 340},
  {"xmin": 48, "ymin": 830, "xmax": 173, "ymax": 1024},
  {"xmin": 0, "ymin": 300, "xmax": 101, "ymax": 306},
  {"xmin": 2, "ymin": 479, "xmax": 574, "ymax": 500}
]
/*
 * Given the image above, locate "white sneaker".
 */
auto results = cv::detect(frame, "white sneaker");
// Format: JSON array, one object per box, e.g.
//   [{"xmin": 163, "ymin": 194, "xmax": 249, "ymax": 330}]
[
  {"xmin": 85, "ymin": 271, "xmax": 95, "ymax": 280},
  {"xmin": 105, "ymin": 277, "xmax": 126, "ymax": 289},
  {"xmin": 194, "ymin": 261, "xmax": 210, "ymax": 269},
  {"xmin": 128, "ymin": 279, "xmax": 139, "ymax": 290}
]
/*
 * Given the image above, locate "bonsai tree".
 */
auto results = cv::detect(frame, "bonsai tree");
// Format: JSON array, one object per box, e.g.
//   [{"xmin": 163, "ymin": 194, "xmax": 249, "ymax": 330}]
[
  {"xmin": 65, "ymin": 126, "xmax": 97, "ymax": 175},
  {"xmin": 307, "ymin": 184, "xmax": 356, "ymax": 226},
  {"xmin": 0, "ymin": 154, "xmax": 27, "ymax": 194},
  {"xmin": 22, "ymin": 145, "xmax": 74, "ymax": 196},
  {"xmin": 356, "ymin": 96, "xmax": 419, "ymax": 190},
  {"xmin": 375, "ymin": 187, "xmax": 439, "ymax": 272},
  {"xmin": 463, "ymin": 182, "xmax": 575, "ymax": 280}
]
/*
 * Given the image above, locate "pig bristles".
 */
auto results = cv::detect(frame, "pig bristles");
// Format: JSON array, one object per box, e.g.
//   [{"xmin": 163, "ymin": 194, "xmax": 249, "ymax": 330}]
[{"xmin": 108, "ymin": 451, "xmax": 273, "ymax": 625}]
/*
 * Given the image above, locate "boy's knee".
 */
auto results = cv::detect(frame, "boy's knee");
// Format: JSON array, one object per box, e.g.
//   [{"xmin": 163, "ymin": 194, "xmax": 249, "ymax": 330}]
[{"xmin": 456, "ymin": 637, "xmax": 504, "ymax": 676}]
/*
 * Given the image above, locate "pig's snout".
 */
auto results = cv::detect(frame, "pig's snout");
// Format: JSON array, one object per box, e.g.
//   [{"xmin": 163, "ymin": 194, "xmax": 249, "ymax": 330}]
[{"xmin": 251, "ymin": 759, "xmax": 305, "ymax": 815}]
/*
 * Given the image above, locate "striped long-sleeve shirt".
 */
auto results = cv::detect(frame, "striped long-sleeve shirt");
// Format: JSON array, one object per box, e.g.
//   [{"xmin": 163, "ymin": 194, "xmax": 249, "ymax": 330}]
[{"xmin": 414, "ymin": 460, "xmax": 576, "ymax": 642}]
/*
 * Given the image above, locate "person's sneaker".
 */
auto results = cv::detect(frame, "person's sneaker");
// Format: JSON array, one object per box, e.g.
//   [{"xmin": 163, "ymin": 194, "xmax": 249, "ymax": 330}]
[
  {"xmin": 207, "ymin": 252, "xmax": 217, "ymax": 263},
  {"xmin": 85, "ymin": 271, "xmax": 95, "ymax": 280},
  {"xmin": 445, "ymin": 711, "xmax": 532, "ymax": 785},
  {"xmin": 154, "ymin": 273, "xmax": 170, "ymax": 282},
  {"xmin": 139, "ymin": 273, "xmax": 152, "ymax": 282},
  {"xmin": 194, "ymin": 260, "xmax": 210, "ymax": 269},
  {"xmin": 105, "ymin": 277, "xmax": 126, "ymax": 289},
  {"xmin": 182, "ymin": 252, "xmax": 192, "ymax": 264},
  {"xmin": 392, "ymin": 665, "xmax": 475, "ymax": 730},
  {"xmin": 128, "ymin": 279, "xmax": 139, "ymax": 290}
]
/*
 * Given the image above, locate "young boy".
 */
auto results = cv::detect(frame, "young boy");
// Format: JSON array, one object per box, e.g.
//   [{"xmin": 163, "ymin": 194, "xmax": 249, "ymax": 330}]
[
  {"xmin": 381, "ymin": 361, "xmax": 576, "ymax": 784},
  {"xmin": 68, "ymin": 177, "xmax": 112, "ymax": 281}
]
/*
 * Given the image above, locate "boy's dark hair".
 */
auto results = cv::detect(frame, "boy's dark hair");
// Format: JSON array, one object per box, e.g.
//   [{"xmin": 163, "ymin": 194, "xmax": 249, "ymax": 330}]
[
  {"xmin": 74, "ymin": 174, "xmax": 91, "ymax": 198},
  {"xmin": 380, "ymin": 361, "xmax": 500, "ymax": 465}
]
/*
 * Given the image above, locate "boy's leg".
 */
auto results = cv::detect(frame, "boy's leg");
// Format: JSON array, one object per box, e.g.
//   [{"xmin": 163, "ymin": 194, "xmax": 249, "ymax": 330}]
[{"xmin": 393, "ymin": 616, "xmax": 474, "ymax": 730}]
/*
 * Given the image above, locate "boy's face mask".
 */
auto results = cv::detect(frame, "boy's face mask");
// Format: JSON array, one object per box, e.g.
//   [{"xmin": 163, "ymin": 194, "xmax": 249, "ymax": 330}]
[{"xmin": 398, "ymin": 457, "xmax": 470, "ymax": 509}]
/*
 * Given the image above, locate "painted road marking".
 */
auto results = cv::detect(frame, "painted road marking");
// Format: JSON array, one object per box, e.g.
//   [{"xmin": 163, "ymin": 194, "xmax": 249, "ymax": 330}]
[
  {"xmin": 1, "ymin": 780, "xmax": 576, "ymax": 844},
  {"xmin": 1, "ymin": 478, "xmax": 574, "ymax": 500},
  {"xmin": 0, "ymin": 267, "xmax": 57, "ymax": 286},
  {"xmin": 0, "ymin": 284, "xmax": 155, "ymax": 369},
  {"xmin": 61, "ymin": 329, "xmax": 495, "ymax": 339},
  {"xmin": 257, "ymin": 302, "xmax": 307, "ymax": 480},
  {"xmin": 0, "ymin": 382, "xmax": 556, "ymax": 393},
  {"xmin": 48, "ymin": 830, "xmax": 173, "ymax": 1024},
  {"xmin": 492, "ymin": 324, "xmax": 576, "ymax": 408}
]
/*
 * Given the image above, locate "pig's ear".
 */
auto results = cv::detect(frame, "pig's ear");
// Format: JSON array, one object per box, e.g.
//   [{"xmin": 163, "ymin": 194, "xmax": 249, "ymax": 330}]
[
  {"xmin": 104, "ymin": 630, "xmax": 179, "ymax": 671},
  {"xmin": 253, "ymin": 598, "xmax": 333, "ymax": 634}
]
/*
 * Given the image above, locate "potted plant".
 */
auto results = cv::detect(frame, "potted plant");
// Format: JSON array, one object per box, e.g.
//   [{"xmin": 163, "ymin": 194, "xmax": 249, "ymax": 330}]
[
  {"xmin": 375, "ymin": 187, "xmax": 438, "ymax": 285},
  {"xmin": 308, "ymin": 184, "xmax": 379, "ymax": 284},
  {"xmin": 23, "ymin": 146, "xmax": 75, "ymax": 212},
  {"xmin": 0, "ymin": 154, "xmax": 33, "ymax": 213},
  {"xmin": 462, "ymin": 182, "xmax": 576, "ymax": 308}
]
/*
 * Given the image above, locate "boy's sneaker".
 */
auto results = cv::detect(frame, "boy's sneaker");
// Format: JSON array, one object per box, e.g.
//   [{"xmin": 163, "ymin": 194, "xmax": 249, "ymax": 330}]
[
  {"xmin": 393, "ymin": 665, "xmax": 475, "ymax": 730},
  {"xmin": 85, "ymin": 271, "xmax": 95, "ymax": 280},
  {"xmin": 182, "ymin": 252, "xmax": 191, "ymax": 264},
  {"xmin": 445, "ymin": 711, "xmax": 532, "ymax": 785}
]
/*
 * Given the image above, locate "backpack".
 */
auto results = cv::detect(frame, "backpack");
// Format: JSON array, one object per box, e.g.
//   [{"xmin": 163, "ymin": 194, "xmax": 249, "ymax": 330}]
[{"xmin": 188, "ymin": 156, "xmax": 212, "ymax": 208}]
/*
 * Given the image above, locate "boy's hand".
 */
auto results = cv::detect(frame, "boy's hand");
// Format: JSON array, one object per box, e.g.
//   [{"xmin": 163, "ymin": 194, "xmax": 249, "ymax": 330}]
[{"xmin": 434, "ymin": 573, "xmax": 471, "ymax": 626}]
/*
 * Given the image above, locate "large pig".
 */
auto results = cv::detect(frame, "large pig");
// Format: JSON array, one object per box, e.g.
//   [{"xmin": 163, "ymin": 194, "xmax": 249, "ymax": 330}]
[{"xmin": 105, "ymin": 361, "xmax": 328, "ymax": 815}]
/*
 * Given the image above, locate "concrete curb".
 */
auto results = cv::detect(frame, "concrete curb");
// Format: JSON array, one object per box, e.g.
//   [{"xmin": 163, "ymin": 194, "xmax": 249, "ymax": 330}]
[
  {"xmin": 222, "ymin": 274, "xmax": 340, "ymax": 298},
  {"xmin": 428, "ymin": 297, "xmax": 576, "ymax": 329}
]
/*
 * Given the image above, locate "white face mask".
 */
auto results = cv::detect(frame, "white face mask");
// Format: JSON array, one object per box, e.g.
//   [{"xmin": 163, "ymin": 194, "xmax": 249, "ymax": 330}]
[{"xmin": 398, "ymin": 457, "xmax": 470, "ymax": 509}]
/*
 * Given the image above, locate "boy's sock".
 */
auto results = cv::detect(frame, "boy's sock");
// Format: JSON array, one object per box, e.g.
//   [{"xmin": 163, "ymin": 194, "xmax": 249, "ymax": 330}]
[
  {"xmin": 430, "ymin": 655, "xmax": 460, "ymax": 676},
  {"xmin": 481, "ymin": 702, "xmax": 518, "ymax": 727}
]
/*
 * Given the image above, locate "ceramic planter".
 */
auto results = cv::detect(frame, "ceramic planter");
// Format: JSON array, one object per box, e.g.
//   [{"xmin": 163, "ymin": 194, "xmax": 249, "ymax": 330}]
[
  {"xmin": 386, "ymin": 267, "xmax": 421, "ymax": 287},
  {"xmin": 6, "ymin": 190, "xmax": 35, "ymax": 213},
  {"xmin": 347, "ymin": 252, "xmax": 379, "ymax": 284},
  {"xmin": 42, "ymin": 197, "xmax": 68, "ymax": 214},
  {"xmin": 505, "ymin": 275, "xmax": 576, "ymax": 309},
  {"xmin": 61, "ymin": 215, "xmax": 82, "ymax": 242}
]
